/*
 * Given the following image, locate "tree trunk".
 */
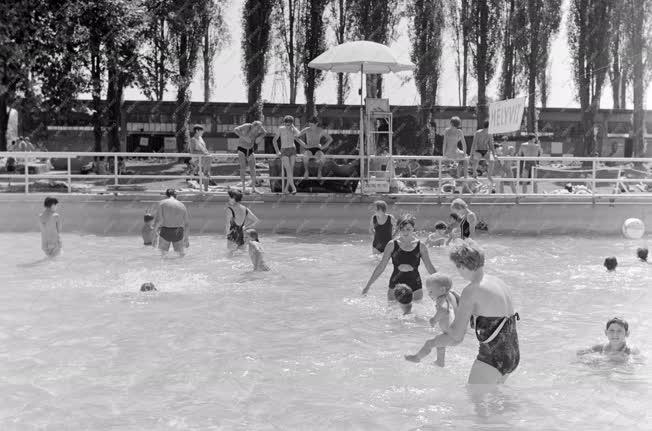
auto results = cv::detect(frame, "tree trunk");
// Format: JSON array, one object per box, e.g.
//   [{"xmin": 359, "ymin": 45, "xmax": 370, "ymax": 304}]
[
  {"xmin": 157, "ymin": 18, "xmax": 166, "ymax": 101},
  {"xmin": 476, "ymin": 0, "xmax": 489, "ymax": 128},
  {"xmin": 203, "ymin": 24, "xmax": 210, "ymax": 103},
  {"xmin": 526, "ymin": 0, "xmax": 539, "ymax": 133},
  {"xmin": 461, "ymin": 0, "xmax": 469, "ymax": 106},
  {"xmin": 337, "ymin": 72, "xmax": 345, "ymax": 104},
  {"xmin": 611, "ymin": 35, "xmax": 621, "ymax": 109},
  {"xmin": 500, "ymin": 0, "xmax": 516, "ymax": 100},
  {"xmin": 620, "ymin": 71, "xmax": 627, "ymax": 109},
  {"xmin": 581, "ymin": 107, "xmax": 595, "ymax": 156},
  {"xmin": 0, "ymin": 92, "xmax": 8, "ymax": 152},
  {"xmin": 631, "ymin": 0, "xmax": 645, "ymax": 157},
  {"xmin": 176, "ymin": 34, "xmax": 191, "ymax": 152},
  {"xmin": 90, "ymin": 35, "xmax": 103, "ymax": 152}
]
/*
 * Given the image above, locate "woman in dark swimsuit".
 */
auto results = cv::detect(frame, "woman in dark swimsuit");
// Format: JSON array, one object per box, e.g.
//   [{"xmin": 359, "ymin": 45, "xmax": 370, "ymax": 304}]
[
  {"xmin": 450, "ymin": 198, "xmax": 477, "ymax": 239},
  {"xmin": 225, "ymin": 189, "xmax": 259, "ymax": 250},
  {"xmin": 405, "ymin": 239, "xmax": 520, "ymax": 384},
  {"xmin": 362, "ymin": 214, "xmax": 438, "ymax": 301}
]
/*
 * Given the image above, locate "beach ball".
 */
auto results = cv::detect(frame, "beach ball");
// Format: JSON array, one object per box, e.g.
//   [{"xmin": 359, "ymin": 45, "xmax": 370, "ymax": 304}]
[{"xmin": 622, "ymin": 218, "xmax": 645, "ymax": 239}]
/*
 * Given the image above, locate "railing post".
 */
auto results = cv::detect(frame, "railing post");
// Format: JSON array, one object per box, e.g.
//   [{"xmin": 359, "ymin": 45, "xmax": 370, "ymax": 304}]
[
  {"xmin": 24, "ymin": 154, "xmax": 29, "ymax": 194},
  {"xmin": 515, "ymin": 156, "xmax": 520, "ymax": 197},
  {"xmin": 114, "ymin": 155, "xmax": 119, "ymax": 186},
  {"xmin": 198, "ymin": 155, "xmax": 204, "ymax": 193},
  {"xmin": 591, "ymin": 158, "xmax": 597, "ymax": 197},
  {"xmin": 67, "ymin": 157, "xmax": 72, "ymax": 193},
  {"xmin": 437, "ymin": 157, "xmax": 442, "ymax": 197}
]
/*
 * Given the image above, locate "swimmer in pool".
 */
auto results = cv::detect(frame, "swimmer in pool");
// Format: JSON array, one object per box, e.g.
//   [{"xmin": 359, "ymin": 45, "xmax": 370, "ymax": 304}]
[
  {"xmin": 362, "ymin": 213, "xmax": 438, "ymax": 302},
  {"xmin": 142, "ymin": 213, "xmax": 157, "ymax": 247},
  {"xmin": 426, "ymin": 221, "xmax": 449, "ymax": 247},
  {"xmin": 604, "ymin": 256, "xmax": 618, "ymax": 271},
  {"xmin": 226, "ymin": 189, "xmax": 259, "ymax": 251},
  {"xmin": 154, "ymin": 189, "xmax": 190, "ymax": 257},
  {"xmin": 405, "ymin": 240, "xmax": 520, "ymax": 384},
  {"xmin": 637, "ymin": 247, "xmax": 649, "ymax": 263},
  {"xmin": 370, "ymin": 200, "xmax": 395, "ymax": 254},
  {"xmin": 39, "ymin": 196, "xmax": 62, "ymax": 258},
  {"xmin": 394, "ymin": 284, "xmax": 413, "ymax": 315},
  {"xmin": 450, "ymin": 198, "xmax": 477, "ymax": 240},
  {"xmin": 246, "ymin": 229, "xmax": 270, "ymax": 271},
  {"xmin": 426, "ymin": 274, "xmax": 460, "ymax": 367},
  {"xmin": 577, "ymin": 317, "xmax": 639, "ymax": 359}
]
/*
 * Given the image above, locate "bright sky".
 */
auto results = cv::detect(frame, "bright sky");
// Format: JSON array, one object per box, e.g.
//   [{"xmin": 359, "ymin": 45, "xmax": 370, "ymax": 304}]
[{"xmin": 124, "ymin": 0, "xmax": 652, "ymax": 110}]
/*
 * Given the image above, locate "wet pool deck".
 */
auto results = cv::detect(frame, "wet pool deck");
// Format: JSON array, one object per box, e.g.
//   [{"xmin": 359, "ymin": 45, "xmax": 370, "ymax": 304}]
[{"xmin": 1, "ymin": 192, "xmax": 651, "ymax": 236}]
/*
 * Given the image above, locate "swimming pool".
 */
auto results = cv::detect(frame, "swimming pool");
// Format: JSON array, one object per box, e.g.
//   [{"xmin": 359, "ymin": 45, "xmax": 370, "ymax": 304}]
[{"xmin": 1, "ymin": 233, "xmax": 650, "ymax": 430}]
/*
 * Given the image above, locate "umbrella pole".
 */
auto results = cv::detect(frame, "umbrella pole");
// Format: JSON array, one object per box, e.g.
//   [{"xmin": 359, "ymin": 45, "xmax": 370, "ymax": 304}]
[{"xmin": 359, "ymin": 65, "xmax": 364, "ymax": 193}]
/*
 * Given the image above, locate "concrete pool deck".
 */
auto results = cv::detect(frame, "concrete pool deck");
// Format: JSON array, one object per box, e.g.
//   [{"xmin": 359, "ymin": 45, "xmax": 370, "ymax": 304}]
[{"xmin": 1, "ymin": 193, "xmax": 651, "ymax": 236}]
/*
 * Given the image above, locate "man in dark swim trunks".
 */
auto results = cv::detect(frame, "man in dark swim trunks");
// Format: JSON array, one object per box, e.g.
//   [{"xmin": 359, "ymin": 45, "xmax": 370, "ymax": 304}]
[
  {"xmin": 154, "ymin": 189, "xmax": 190, "ymax": 257},
  {"xmin": 234, "ymin": 120, "xmax": 267, "ymax": 194},
  {"xmin": 405, "ymin": 240, "xmax": 520, "ymax": 384},
  {"xmin": 470, "ymin": 120, "xmax": 496, "ymax": 182}
]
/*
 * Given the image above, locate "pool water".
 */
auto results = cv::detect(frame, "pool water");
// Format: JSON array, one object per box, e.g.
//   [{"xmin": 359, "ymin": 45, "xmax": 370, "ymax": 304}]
[{"xmin": 1, "ymin": 233, "xmax": 650, "ymax": 430}]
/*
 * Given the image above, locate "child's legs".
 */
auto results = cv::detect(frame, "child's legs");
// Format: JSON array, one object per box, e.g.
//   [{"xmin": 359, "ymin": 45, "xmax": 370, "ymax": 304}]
[
  {"xmin": 303, "ymin": 151, "xmax": 312, "ymax": 176},
  {"xmin": 281, "ymin": 156, "xmax": 291, "ymax": 190},
  {"xmin": 247, "ymin": 155, "xmax": 258, "ymax": 187},
  {"xmin": 316, "ymin": 152, "xmax": 325, "ymax": 178},
  {"xmin": 172, "ymin": 240, "xmax": 185, "ymax": 256},
  {"xmin": 238, "ymin": 152, "xmax": 248, "ymax": 189},
  {"xmin": 288, "ymin": 155, "xmax": 296, "ymax": 190},
  {"xmin": 436, "ymin": 347, "xmax": 446, "ymax": 366}
]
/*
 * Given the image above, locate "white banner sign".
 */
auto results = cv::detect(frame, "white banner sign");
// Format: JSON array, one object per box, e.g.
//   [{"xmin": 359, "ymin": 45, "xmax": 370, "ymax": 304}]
[{"xmin": 488, "ymin": 97, "xmax": 526, "ymax": 134}]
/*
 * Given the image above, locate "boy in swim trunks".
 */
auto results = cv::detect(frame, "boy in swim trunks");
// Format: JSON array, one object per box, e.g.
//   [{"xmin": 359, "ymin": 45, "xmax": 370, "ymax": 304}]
[
  {"xmin": 369, "ymin": 200, "xmax": 395, "ymax": 254},
  {"xmin": 425, "ymin": 274, "xmax": 459, "ymax": 367},
  {"xmin": 142, "ymin": 213, "xmax": 157, "ymax": 247},
  {"xmin": 39, "ymin": 196, "xmax": 62, "ymax": 258},
  {"xmin": 577, "ymin": 317, "xmax": 639, "ymax": 359},
  {"xmin": 234, "ymin": 120, "xmax": 267, "ymax": 194},
  {"xmin": 442, "ymin": 116, "xmax": 468, "ymax": 179},
  {"xmin": 273, "ymin": 115, "xmax": 306, "ymax": 194},
  {"xmin": 470, "ymin": 120, "xmax": 496, "ymax": 182},
  {"xmin": 298, "ymin": 116, "xmax": 333, "ymax": 182}
]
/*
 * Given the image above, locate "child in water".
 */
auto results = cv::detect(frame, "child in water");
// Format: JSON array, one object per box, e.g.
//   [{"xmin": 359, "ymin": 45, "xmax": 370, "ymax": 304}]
[
  {"xmin": 426, "ymin": 221, "xmax": 449, "ymax": 247},
  {"xmin": 39, "ymin": 196, "xmax": 62, "ymax": 258},
  {"xmin": 577, "ymin": 317, "xmax": 639, "ymax": 360},
  {"xmin": 603, "ymin": 256, "xmax": 618, "ymax": 271},
  {"xmin": 369, "ymin": 200, "xmax": 395, "ymax": 254},
  {"xmin": 637, "ymin": 247, "xmax": 648, "ymax": 263},
  {"xmin": 425, "ymin": 274, "xmax": 459, "ymax": 367},
  {"xmin": 246, "ymin": 229, "xmax": 270, "ymax": 271},
  {"xmin": 142, "ymin": 213, "xmax": 157, "ymax": 246},
  {"xmin": 394, "ymin": 284, "xmax": 413, "ymax": 315}
]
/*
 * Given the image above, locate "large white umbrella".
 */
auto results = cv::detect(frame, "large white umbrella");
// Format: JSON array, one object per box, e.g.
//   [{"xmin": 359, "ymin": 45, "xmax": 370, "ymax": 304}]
[{"xmin": 308, "ymin": 41, "xmax": 415, "ymax": 187}]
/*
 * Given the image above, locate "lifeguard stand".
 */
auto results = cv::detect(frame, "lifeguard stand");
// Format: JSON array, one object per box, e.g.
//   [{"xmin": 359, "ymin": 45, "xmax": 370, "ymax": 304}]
[{"xmin": 365, "ymin": 98, "xmax": 393, "ymax": 193}]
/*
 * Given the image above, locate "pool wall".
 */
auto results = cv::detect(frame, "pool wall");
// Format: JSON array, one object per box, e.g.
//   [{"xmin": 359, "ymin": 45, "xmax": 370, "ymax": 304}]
[{"xmin": 1, "ymin": 194, "xmax": 651, "ymax": 236}]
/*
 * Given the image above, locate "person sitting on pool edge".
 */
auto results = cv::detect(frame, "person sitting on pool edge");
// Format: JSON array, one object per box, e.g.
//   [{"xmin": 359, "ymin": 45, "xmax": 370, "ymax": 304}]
[
  {"xmin": 604, "ymin": 256, "xmax": 618, "ymax": 271},
  {"xmin": 577, "ymin": 317, "xmax": 639, "ymax": 359}
]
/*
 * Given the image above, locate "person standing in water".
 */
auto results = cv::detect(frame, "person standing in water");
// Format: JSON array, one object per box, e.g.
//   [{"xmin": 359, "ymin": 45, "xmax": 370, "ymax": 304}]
[
  {"xmin": 297, "ymin": 116, "xmax": 333, "ymax": 182},
  {"xmin": 234, "ymin": 120, "xmax": 267, "ymax": 194},
  {"xmin": 369, "ymin": 200, "xmax": 395, "ymax": 254},
  {"xmin": 39, "ymin": 196, "xmax": 62, "ymax": 257},
  {"xmin": 154, "ymin": 189, "xmax": 190, "ymax": 257},
  {"xmin": 405, "ymin": 240, "xmax": 520, "ymax": 384},
  {"xmin": 450, "ymin": 198, "xmax": 478, "ymax": 240},
  {"xmin": 225, "ymin": 189, "xmax": 260, "ymax": 251},
  {"xmin": 362, "ymin": 214, "xmax": 438, "ymax": 301}
]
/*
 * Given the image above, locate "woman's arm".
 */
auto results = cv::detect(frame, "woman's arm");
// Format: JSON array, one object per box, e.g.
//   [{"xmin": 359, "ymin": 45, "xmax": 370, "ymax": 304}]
[
  {"xmin": 419, "ymin": 242, "xmax": 437, "ymax": 274},
  {"xmin": 577, "ymin": 344, "xmax": 602, "ymax": 356},
  {"xmin": 362, "ymin": 241, "xmax": 394, "ymax": 295},
  {"xmin": 245, "ymin": 209, "xmax": 260, "ymax": 229},
  {"xmin": 225, "ymin": 208, "xmax": 232, "ymax": 235},
  {"xmin": 468, "ymin": 212, "xmax": 478, "ymax": 237},
  {"xmin": 369, "ymin": 216, "xmax": 375, "ymax": 235}
]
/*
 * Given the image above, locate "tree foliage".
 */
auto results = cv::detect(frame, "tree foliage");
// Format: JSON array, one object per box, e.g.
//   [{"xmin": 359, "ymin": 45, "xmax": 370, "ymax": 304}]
[
  {"xmin": 273, "ymin": 0, "xmax": 305, "ymax": 104},
  {"xmin": 328, "ymin": 0, "xmax": 355, "ymax": 104},
  {"xmin": 241, "ymin": 0, "xmax": 274, "ymax": 122},
  {"xmin": 302, "ymin": 0, "xmax": 329, "ymax": 119}
]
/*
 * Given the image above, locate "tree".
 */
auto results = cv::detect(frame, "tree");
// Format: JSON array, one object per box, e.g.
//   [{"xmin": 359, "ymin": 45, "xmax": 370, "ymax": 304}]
[
  {"xmin": 498, "ymin": 0, "xmax": 526, "ymax": 99},
  {"xmin": 140, "ymin": 0, "xmax": 173, "ymax": 102},
  {"xmin": 469, "ymin": 0, "xmax": 503, "ymax": 127},
  {"xmin": 521, "ymin": 0, "xmax": 562, "ymax": 132},
  {"xmin": 273, "ymin": 0, "xmax": 305, "ymax": 104},
  {"xmin": 329, "ymin": 0, "xmax": 355, "ymax": 104},
  {"xmin": 351, "ymin": 0, "xmax": 401, "ymax": 98},
  {"xmin": 201, "ymin": 0, "xmax": 228, "ymax": 102},
  {"xmin": 626, "ymin": 0, "xmax": 652, "ymax": 156},
  {"xmin": 409, "ymin": 0, "xmax": 445, "ymax": 151},
  {"xmin": 568, "ymin": 0, "xmax": 614, "ymax": 156},
  {"xmin": 446, "ymin": 0, "xmax": 467, "ymax": 104},
  {"xmin": 168, "ymin": 0, "xmax": 214, "ymax": 151},
  {"xmin": 302, "ymin": 0, "xmax": 329, "ymax": 119},
  {"xmin": 609, "ymin": 5, "xmax": 630, "ymax": 109},
  {"xmin": 242, "ymin": 0, "xmax": 274, "ymax": 122}
]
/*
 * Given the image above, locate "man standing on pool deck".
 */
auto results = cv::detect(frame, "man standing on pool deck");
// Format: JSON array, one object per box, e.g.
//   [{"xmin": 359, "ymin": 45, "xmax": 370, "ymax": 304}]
[
  {"xmin": 470, "ymin": 120, "xmax": 496, "ymax": 182},
  {"xmin": 442, "ymin": 116, "xmax": 469, "ymax": 180},
  {"xmin": 518, "ymin": 134, "xmax": 542, "ymax": 194},
  {"xmin": 298, "ymin": 116, "xmax": 333, "ymax": 182},
  {"xmin": 189, "ymin": 124, "xmax": 211, "ymax": 191},
  {"xmin": 234, "ymin": 120, "xmax": 267, "ymax": 194},
  {"xmin": 154, "ymin": 189, "xmax": 190, "ymax": 257},
  {"xmin": 273, "ymin": 115, "xmax": 306, "ymax": 194}
]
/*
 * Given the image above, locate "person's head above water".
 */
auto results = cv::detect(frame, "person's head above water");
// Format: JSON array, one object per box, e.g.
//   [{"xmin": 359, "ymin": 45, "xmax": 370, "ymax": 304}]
[
  {"xmin": 449, "ymin": 240, "xmax": 485, "ymax": 279},
  {"xmin": 140, "ymin": 282, "xmax": 156, "ymax": 292},
  {"xmin": 374, "ymin": 200, "xmax": 387, "ymax": 214},
  {"xmin": 246, "ymin": 229, "xmax": 260, "ymax": 242},
  {"xmin": 165, "ymin": 188, "xmax": 177, "ymax": 198},
  {"xmin": 393, "ymin": 284, "xmax": 413, "ymax": 314},
  {"xmin": 636, "ymin": 247, "xmax": 648, "ymax": 262},
  {"xmin": 450, "ymin": 198, "xmax": 468, "ymax": 214},
  {"xmin": 434, "ymin": 221, "xmax": 448, "ymax": 232},
  {"xmin": 426, "ymin": 274, "xmax": 453, "ymax": 300},
  {"xmin": 605, "ymin": 317, "xmax": 630, "ymax": 346},
  {"xmin": 603, "ymin": 256, "xmax": 618, "ymax": 271},
  {"xmin": 43, "ymin": 196, "xmax": 58, "ymax": 210},
  {"xmin": 396, "ymin": 214, "xmax": 416, "ymax": 235},
  {"xmin": 228, "ymin": 188, "xmax": 243, "ymax": 203}
]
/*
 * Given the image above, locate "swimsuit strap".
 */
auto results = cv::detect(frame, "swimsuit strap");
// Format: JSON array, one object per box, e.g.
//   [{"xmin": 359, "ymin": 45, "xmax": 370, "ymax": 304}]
[
  {"xmin": 240, "ymin": 209, "xmax": 248, "ymax": 227},
  {"xmin": 474, "ymin": 312, "xmax": 519, "ymax": 344}
]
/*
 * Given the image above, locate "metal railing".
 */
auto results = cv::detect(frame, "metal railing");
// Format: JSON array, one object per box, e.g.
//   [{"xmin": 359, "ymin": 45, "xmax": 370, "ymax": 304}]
[{"xmin": 1, "ymin": 151, "xmax": 651, "ymax": 197}]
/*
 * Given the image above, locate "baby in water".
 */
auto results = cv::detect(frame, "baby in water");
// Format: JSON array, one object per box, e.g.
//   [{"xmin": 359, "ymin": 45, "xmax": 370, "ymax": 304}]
[
  {"xmin": 577, "ymin": 317, "xmax": 639, "ymax": 360},
  {"xmin": 246, "ymin": 229, "xmax": 270, "ymax": 271}
]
